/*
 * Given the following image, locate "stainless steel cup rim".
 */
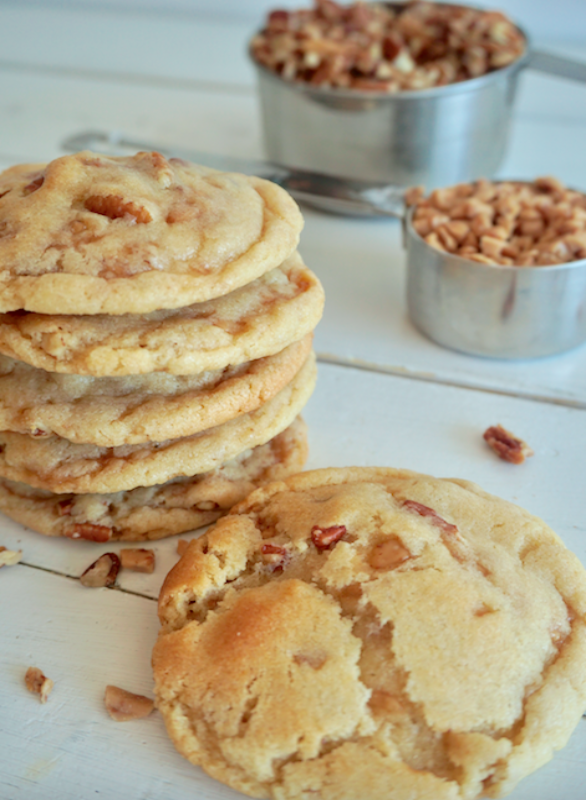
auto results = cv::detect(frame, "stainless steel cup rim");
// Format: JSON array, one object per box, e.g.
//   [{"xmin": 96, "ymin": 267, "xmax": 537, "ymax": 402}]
[{"xmin": 404, "ymin": 202, "xmax": 586, "ymax": 276}]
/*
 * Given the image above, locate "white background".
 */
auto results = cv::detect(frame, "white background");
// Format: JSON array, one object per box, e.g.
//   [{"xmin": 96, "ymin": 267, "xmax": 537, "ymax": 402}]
[{"xmin": 2, "ymin": 0, "xmax": 586, "ymax": 45}]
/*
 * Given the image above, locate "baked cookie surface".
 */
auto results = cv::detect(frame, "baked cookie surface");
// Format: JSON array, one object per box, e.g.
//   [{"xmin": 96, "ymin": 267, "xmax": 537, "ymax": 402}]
[
  {"xmin": 0, "ymin": 335, "xmax": 312, "ymax": 446},
  {"xmin": 0, "ymin": 352, "xmax": 316, "ymax": 494},
  {"xmin": 0, "ymin": 417, "xmax": 308, "ymax": 541},
  {"xmin": 154, "ymin": 466, "xmax": 586, "ymax": 800},
  {"xmin": 0, "ymin": 151, "xmax": 303, "ymax": 315},
  {"xmin": 0, "ymin": 253, "xmax": 323, "ymax": 376}
]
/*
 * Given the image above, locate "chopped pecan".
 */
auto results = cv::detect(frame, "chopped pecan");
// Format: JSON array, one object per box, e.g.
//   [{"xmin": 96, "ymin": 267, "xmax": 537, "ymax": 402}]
[
  {"xmin": 66, "ymin": 523, "xmax": 112, "ymax": 542},
  {"xmin": 251, "ymin": 1, "xmax": 524, "ymax": 92},
  {"xmin": 84, "ymin": 194, "xmax": 152, "ymax": 223},
  {"xmin": 25, "ymin": 666, "xmax": 54, "ymax": 703},
  {"xmin": 402, "ymin": 500, "xmax": 458, "ymax": 535},
  {"xmin": 0, "ymin": 546, "xmax": 22, "ymax": 567},
  {"xmin": 57, "ymin": 499, "xmax": 74, "ymax": 517},
  {"xmin": 104, "ymin": 684, "xmax": 154, "ymax": 721},
  {"xmin": 261, "ymin": 542, "xmax": 290, "ymax": 572},
  {"xmin": 119, "ymin": 548, "xmax": 155, "ymax": 574},
  {"xmin": 368, "ymin": 538, "xmax": 411, "ymax": 570},
  {"xmin": 311, "ymin": 524, "xmax": 347, "ymax": 550},
  {"xmin": 483, "ymin": 424, "xmax": 534, "ymax": 464},
  {"xmin": 80, "ymin": 553, "xmax": 120, "ymax": 588}
]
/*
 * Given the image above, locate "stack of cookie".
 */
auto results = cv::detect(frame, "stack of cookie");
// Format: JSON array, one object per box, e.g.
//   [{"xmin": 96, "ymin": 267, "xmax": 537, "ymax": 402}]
[{"xmin": 0, "ymin": 151, "xmax": 324, "ymax": 542}]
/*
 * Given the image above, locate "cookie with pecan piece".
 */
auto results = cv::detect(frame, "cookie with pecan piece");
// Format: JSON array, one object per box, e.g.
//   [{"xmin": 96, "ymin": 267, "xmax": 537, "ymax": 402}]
[
  {"xmin": 0, "ymin": 253, "xmax": 323, "ymax": 376},
  {"xmin": 0, "ymin": 151, "xmax": 303, "ymax": 315},
  {"xmin": 0, "ymin": 418, "xmax": 307, "ymax": 541},
  {"xmin": 0, "ymin": 353, "xmax": 315, "ymax": 494},
  {"xmin": 153, "ymin": 466, "xmax": 586, "ymax": 800},
  {"xmin": 0, "ymin": 335, "xmax": 312, "ymax": 446}
]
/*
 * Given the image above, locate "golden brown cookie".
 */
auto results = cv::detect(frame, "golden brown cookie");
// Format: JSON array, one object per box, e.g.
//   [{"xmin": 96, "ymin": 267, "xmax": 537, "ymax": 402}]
[
  {"xmin": 154, "ymin": 466, "xmax": 586, "ymax": 800},
  {"xmin": 0, "ymin": 253, "xmax": 323, "ymax": 376},
  {"xmin": 0, "ymin": 151, "xmax": 303, "ymax": 315},
  {"xmin": 0, "ymin": 335, "xmax": 312, "ymax": 446},
  {"xmin": 0, "ymin": 417, "xmax": 308, "ymax": 541},
  {"xmin": 0, "ymin": 352, "xmax": 316, "ymax": 494}
]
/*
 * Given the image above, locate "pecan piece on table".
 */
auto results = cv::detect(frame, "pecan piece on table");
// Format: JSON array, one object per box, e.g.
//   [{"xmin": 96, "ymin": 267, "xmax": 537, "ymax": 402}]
[
  {"xmin": 104, "ymin": 685, "xmax": 154, "ymax": 721},
  {"xmin": 0, "ymin": 546, "xmax": 22, "ymax": 567},
  {"xmin": 80, "ymin": 553, "xmax": 120, "ymax": 588},
  {"xmin": 25, "ymin": 666, "xmax": 54, "ymax": 703},
  {"xmin": 119, "ymin": 548, "xmax": 155, "ymax": 574},
  {"xmin": 483, "ymin": 424, "xmax": 534, "ymax": 464},
  {"xmin": 311, "ymin": 524, "xmax": 347, "ymax": 551}
]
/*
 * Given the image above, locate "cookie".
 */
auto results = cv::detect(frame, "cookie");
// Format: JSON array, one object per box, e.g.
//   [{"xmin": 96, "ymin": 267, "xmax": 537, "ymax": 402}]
[
  {"xmin": 0, "ymin": 253, "xmax": 323, "ymax": 376},
  {"xmin": 0, "ymin": 334, "xmax": 312, "ymax": 446},
  {"xmin": 0, "ymin": 151, "xmax": 303, "ymax": 315},
  {"xmin": 153, "ymin": 466, "xmax": 586, "ymax": 800},
  {"xmin": 0, "ymin": 352, "xmax": 316, "ymax": 494},
  {"xmin": 0, "ymin": 417, "xmax": 307, "ymax": 541}
]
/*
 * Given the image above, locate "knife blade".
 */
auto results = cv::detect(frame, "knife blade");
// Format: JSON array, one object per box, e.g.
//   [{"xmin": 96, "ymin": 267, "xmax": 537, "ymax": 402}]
[{"xmin": 61, "ymin": 130, "xmax": 406, "ymax": 219}]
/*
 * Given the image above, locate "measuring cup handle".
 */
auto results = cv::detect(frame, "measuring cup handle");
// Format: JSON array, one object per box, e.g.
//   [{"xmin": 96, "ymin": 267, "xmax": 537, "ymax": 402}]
[{"xmin": 528, "ymin": 50, "xmax": 586, "ymax": 84}]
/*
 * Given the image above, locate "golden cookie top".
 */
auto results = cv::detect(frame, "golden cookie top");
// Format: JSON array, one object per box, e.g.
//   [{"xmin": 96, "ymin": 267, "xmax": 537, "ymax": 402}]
[
  {"xmin": 0, "ymin": 151, "xmax": 303, "ymax": 315},
  {"xmin": 155, "ymin": 466, "xmax": 586, "ymax": 800}
]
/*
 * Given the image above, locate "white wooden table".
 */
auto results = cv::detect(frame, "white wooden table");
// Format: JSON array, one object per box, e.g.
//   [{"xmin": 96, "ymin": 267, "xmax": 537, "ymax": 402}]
[{"xmin": 1, "ymin": 3, "xmax": 585, "ymax": 799}]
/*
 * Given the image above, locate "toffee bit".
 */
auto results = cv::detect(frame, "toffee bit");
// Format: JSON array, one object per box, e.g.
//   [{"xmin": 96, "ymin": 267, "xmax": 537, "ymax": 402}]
[{"xmin": 177, "ymin": 539, "xmax": 192, "ymax": 557}]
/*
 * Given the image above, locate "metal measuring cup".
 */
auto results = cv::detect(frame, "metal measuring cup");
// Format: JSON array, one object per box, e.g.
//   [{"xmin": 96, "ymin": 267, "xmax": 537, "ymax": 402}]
[{"xmin": 250, "ymin": 2, "xmax": 586, "ymax": 190}]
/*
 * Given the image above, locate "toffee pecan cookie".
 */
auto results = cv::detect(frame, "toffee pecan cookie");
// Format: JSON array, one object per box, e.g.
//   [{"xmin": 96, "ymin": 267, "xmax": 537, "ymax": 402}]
[
  {"xmin": 0, "ymin": 151, "xmax": 303, "ymax": 315},
  {"xmin": 0, "ymin": 253, "xmax": 323, "ymax": 376},
  {"xmin": 0, "ymin": 418, "xmax": 307, "ymax": 541},
  {"xmin": 0, "ymin": 335, "xmax": 312, "ymax": 446},
  {"xmin": 0, "ymin": 352, "xmax": 315, "ymax": 494},
  {"xmin": 154, "ymin": 466, "xmax": 586, "ymax": 800}
]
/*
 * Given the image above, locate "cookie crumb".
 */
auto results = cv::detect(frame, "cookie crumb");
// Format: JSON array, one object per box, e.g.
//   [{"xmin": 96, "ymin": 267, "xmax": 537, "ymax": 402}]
[
  {"xmin": 25, "ymin": 666, "xmax": 53, "ymax": 703},
  {"xmin": 483, "ymin": 424, "xmax": 534, "ymax": 464},
  {"xmin": 177, "ymin": 539, "xmax": 192, "ymax": 557},
  {"xmin": 104, "ymin": 685, "xmax": 154, "ymax": 721}
]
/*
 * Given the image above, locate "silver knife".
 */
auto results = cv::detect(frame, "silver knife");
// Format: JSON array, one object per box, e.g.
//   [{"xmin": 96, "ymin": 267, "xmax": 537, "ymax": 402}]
[{"xmin": 61, "ymin": 130, "xmax": 406, "ymax": 219}]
